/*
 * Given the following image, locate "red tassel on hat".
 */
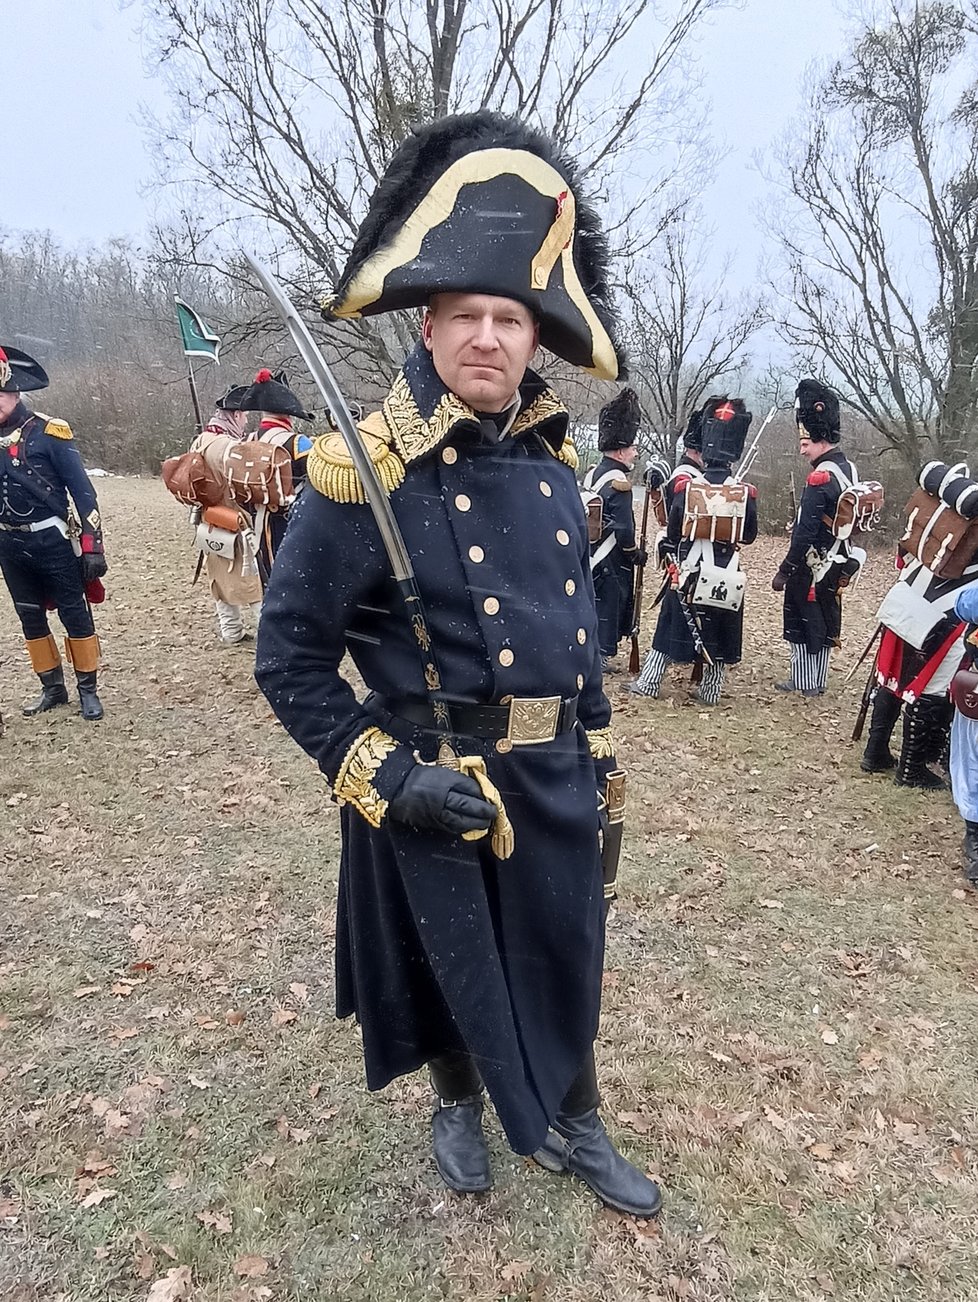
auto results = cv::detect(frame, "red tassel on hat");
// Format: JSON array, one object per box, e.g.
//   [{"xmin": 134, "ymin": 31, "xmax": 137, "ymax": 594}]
[{"xmin": 255, "ymin": 368, "xmax": 273, "ymax": 383}]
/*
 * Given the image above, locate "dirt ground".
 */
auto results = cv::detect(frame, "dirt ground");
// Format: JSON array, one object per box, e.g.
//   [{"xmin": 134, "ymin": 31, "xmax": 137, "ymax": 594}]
[{"xmin": 1, "ymin": 477, "xmax": 976, "ymax": 1302}]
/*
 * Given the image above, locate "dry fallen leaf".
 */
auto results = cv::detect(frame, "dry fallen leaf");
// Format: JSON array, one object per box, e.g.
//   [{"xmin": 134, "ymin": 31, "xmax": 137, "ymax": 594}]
[
  {"xmin": 73, "ymin": 986, "xmax": 102, "ymax": 999},
  {"xmin": 233, "ymin": 1254, "xmax": 271, "ymax": 1278},
  {"xmin": 500, "ymin": 1261, "xmax": 532, "ymax": 1284},
  {"xmin": 820, "ymin": 1027, "xmax": 839, "ymax": 1046},
  {"xmin": 807, "ymin": 1142, "xmax": 835, "ymax": 1161},
  {"xmin": 270, "ymin": 1009, "xmax": 298, "ymax": 1028},
  {"xmin": 80, "ymin": 1187, "xmax": 118, "ymax": 1207},
  {"xmin": 146, "ymin": 1265, "xmax": 192, "ymax": 1301},
  {"xmin": 288, "ymin": 982, "xmax": 309, "ymax": 1004},
  {"xmin": 758, "ymin": 898, "xmax": 784, "ymax": 910},
  {"xmin": 165, "ymin": 1171, "xmax": 189, "ymax": 1190},
  {"xmin": 197, "ymin": 1208, "xmax": 233, "ymax": 1235},
  {"xmin": 225, "ymin": 1009, "xmax": 246, "ymax": 1027}
]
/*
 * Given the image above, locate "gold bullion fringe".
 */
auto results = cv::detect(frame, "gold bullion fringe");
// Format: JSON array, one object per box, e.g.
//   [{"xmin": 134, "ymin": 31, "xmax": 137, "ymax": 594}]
[
  {"xmin": 307, "ymin": 430, "xmax": 406, "ymax": 505},
  {"xmin": 586, "ymin": 726, "xmax": 615, "ymax": 760}
]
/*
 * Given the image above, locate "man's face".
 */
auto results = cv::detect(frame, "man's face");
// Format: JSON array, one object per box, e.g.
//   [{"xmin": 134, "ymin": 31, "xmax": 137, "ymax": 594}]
[
  {"xmin": 612, "ymin": 444, "xmax": 638, "ymax": 469},
  {"xmin": 798, "ymin": 428, "xmax": 830, "ymax": 464},
  {"xmin": 0, "ymin": 391, "xmax": 20, "ymax": 423},
  {"xmin": 423, "ymin": 293, "xmax": 539, "ymax": 412}
]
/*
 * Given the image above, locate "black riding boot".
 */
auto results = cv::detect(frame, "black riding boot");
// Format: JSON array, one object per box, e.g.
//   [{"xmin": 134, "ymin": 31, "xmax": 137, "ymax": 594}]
[
  {"xmin": 23, "ymin": 667, "xmax": 69, "ymax": 717},
  {"xmin": 532, "ymin": 1052, "xmax": 662, "ymax": 1218},
  {"xmin": 75, "ymin": 671, "xmax": 104, "ymax": 722},
  {"xmin": 860, "ymin": 688, "xmax": 901, "ymax": 772},
  {"xmin": 428, "ymin": 1052, "xmax": 491, "ymax": 1193},
  {"xmin": 895, "ymin": 698, "xmax": 946, "ymax": 790},
  {"xmin": 963, "ymin": 823, "xmax": 978, "ymax": 887}
]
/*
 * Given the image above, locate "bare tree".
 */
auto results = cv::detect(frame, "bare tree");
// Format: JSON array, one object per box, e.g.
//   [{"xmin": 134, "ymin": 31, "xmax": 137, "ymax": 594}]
[
  {"xmin": 766, "ymin": 1, "xmax": 978, "ymax": 470},
  {"xmin": 142, "ymin": 0, "xmax": 726, "ymax": 388},
  {"xmin": 620, "ymin": 216, "xmax": 766, "ymax": 457}
]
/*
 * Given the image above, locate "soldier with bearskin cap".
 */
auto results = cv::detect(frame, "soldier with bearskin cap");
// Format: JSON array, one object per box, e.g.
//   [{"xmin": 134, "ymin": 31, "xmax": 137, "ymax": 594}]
[
  {"xmin": 772, "ymin": 379, "xmax": 862, "ymax": 697},
  {"xmin": 582, "ymin": 388, "xmax": 647, "ymax": 669},
  {"xmin": 254, "ymin": 112, "xmax": 661, "ymax": 1217},
  {"xmin": 629, "ymin": 396, "xmax": 757, "ymax": 704},
  {"xmin": 237, "ymin": 368, "xmax": 314, "ymax": 574},
  {"xmin": 189, "ymin": 384, "xmax": 264, "ymax": 644},
  {"xmin": 0, "ymin": 345, "xmax": 107, "ymax": 720},
  {"xmin": 861, "ymin": 461, "xmax": 978, "ymax": 788}
]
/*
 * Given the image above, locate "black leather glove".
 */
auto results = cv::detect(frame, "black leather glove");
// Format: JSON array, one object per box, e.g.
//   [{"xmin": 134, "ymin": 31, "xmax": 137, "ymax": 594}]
[
  {"xmin": 771, "ymin": 568, "xmax": 788, "ymax": 593},
  {"xmin": 657, "ymin": 537, "xmax": 676, "ymax": 564},
  {"xmin": 388, "ymin": 764, "xmax": 497, "ymax": 835},
  {"xmin": 632, "ymin": 546, "xmax": 648, "ymax": 568},
  {"xmin": 81, "ymin": 551, "xmax": 108, "ymax": 583}
]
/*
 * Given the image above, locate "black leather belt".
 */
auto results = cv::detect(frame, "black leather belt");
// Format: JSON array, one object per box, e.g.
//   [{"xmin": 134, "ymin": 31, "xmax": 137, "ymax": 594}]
[{"xmin": 370, "ymin": 693, "xmax": 579, "ymax": 746}]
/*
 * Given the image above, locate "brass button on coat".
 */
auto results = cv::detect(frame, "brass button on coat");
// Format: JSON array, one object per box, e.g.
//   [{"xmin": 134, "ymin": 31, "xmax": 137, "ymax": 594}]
[
  {"xmin": 495, "ymin": 738, "xmax": 514, "ymax": 754},
  {"xmin": 565, "ymin": 579, "xmax": 576, "ymax": 596},
  {"xmin": 539, "ymin": 481, "xmax": 553, "ymax": 497},
  {"xmin": 454, "ymin": 494, "xmax": 471, "ymax": 512},
  {"xmin": 576, "ymin": 674, "xmax": 585, "ymax": 690},
  {"xmin": 483, "ymin": 597, "xmax": 500, "ymax": 615},
  {"xmin": 442, "ymin": 446, "xmax": 458, "ymax": 464},
  {"xmin": 576, "ymin": 628, "xmax": 587, "ymax": 644},
  {"xmin": 498, "ymin": 648, "xmax": 514, "ymax": 667},
  {"xmin": 556, "ymin": 529, "xmax": 570, "ymax": 546},
  {"xmin": 468, "ymin": 545, "xmax": 485, "ymax": 563}
]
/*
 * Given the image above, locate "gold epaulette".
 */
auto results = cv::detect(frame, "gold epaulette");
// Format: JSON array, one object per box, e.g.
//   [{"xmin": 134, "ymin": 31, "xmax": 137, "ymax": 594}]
[
  {"xmin": 36, "ymin": 413, "xmax": 73, "ymax": 441},
  {"xmin": 550, "ymin": 437, "xmax": 579, "ymax": 471},
  {"xmin": 306, "ymin": 410, "xmax": 405, "ymax": 504}
]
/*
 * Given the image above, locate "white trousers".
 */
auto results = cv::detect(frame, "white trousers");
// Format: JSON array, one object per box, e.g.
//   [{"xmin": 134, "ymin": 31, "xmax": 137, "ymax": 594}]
[{"xmin": 215, "ymin": 600, "xmax": 262, "ymax": 644}]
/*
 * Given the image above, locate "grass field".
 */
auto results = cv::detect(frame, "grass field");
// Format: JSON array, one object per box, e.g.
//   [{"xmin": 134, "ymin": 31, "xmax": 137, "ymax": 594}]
[{"xmin": 1, "ymin": 477, "xmax": 975, "ymax": 1302}]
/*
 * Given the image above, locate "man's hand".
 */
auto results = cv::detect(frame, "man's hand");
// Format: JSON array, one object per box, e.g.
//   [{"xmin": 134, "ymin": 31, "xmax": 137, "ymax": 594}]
[
  {"xmin": 771, "ymin": 569, "xmax": 788, "ymax": 593},
  {"xmin": 389, "ymin": 764, "xmax": 497, "ymax": 835},
  {"xmin": 81, "ymin": 551, "xmax": 108, "ymax": 583},
  {"xmin": 632, "ymin": 546, "xmax": 648, "ymax": 568}
]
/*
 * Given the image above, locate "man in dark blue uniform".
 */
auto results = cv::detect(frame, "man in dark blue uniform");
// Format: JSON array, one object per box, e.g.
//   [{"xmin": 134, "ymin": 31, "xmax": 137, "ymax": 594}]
[
  {"xmin": 582, "ymin": 389, "xmax": 646, "ymax": 670},
  {"xmin": 255, "ymin": 113, "xmax": 661, "ymax": 1218},
  {"xmin": 772, "ymin": 380, "xmax": 859, "ymax": 697},
  {"xmin": 0, "ymin": 346, "xmax": 107, "ymax": 720}
]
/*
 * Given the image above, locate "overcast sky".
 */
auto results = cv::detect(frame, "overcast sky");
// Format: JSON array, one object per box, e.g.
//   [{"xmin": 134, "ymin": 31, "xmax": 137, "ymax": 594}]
[{"xmin": 3, "ymin": 0, "xmax": 843, "ymax": 283}]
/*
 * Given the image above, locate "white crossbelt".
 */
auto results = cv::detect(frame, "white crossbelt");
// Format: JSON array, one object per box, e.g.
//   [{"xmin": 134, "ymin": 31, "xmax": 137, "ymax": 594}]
[{"xmin": 0, "ymin": 515, "xmax": 67, "ymax": 535}]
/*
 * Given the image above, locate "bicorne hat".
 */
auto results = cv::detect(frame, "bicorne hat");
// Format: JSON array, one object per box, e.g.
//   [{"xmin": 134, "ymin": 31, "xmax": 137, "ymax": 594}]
[
  {"xmin": 700, "ymin": 396, "xmax": 752, "ymax": 466},
  {"xmin": 237, "ymin": 369, "xmax": 312, "ymax": 420},
  {"xmin": 597, "ymin": 387, "xmax": 640, "ymax": 451},
  {"xmin": 215, "ymin": 384, "xmax": 250, "ymax": 411},
  {"xmin": 795, "ymin": 379, "xmax": 840, "ymax": 443},
  {"xmin": 324, "ymin": 111, "xmax": 623, "ymax": 380},
  {"xmin": 0, "ymin": 345, "xmax": 49, "ymax": 393}
]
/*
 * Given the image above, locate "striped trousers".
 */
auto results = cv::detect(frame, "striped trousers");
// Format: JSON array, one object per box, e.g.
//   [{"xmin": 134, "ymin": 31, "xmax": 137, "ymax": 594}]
[
  {"xmin": 635, "ymin": 648, "xmax": 726, "ymax": 704},
  {"xmin": 788, "ymin": 645, "xmax": 830, "ymax": 695}
]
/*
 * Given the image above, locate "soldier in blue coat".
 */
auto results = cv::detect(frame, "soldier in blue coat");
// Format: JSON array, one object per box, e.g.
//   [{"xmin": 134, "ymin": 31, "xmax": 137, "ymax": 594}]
[
  {"xmin": 772, "ymin": 380, "xmax": 860, "ymax": 697},
  {"xmin": 255, "ymin": 113, "xmax": 661, "ymax": 1218},
  {"xmin": 0, "ymin": 346, "xmax": 107, "ymax": 719},
  {"xmin": 582, "ymin": 389, "xmax": 646, "ymax": 669}
]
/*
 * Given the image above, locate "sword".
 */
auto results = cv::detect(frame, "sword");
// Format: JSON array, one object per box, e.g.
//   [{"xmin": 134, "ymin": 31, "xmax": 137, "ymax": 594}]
[{"xmin": 242, "ymin": 253, "xmax": 453, "ymax": 738}]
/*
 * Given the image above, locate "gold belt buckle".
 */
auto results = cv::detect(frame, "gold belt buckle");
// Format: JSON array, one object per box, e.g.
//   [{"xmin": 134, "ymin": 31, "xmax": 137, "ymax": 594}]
[{"xmin": 505, "ymin": 695, "xmax": 562, "ymax": 745}]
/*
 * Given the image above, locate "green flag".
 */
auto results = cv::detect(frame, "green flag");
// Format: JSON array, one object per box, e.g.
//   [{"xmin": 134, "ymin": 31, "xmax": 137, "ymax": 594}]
[{"xmin": 174, "ymin": 295, "xmax": 220, "ymax": 362}]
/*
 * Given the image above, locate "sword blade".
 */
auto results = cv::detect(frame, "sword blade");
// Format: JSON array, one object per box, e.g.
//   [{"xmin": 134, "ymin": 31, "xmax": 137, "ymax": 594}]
[{"xmin": 242, "ymin": 253, "xmax": 414, "ymax": 582}]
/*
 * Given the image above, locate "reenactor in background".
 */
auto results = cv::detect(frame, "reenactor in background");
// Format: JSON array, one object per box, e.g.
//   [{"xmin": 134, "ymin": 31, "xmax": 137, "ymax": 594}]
[
  {"xmin": 772, "ymin": 380, "xmax": 863, "ymax": 697},
  {"xmin": 630, "ymin": 398, "xmax": 757, "ymax": 704},
  {"xmin": 256, "ymin": 111, "xmax": 661, "ymax": 1218},
  {"xmin": 862, "ymin": 462, "xmax": 978, "ymax": 788},
  {"xmin": 0, "ymin": 345, "xmax": 107, "ymax": 720},
  {"xmin": 582, "ymin": 389, "xmax": 647, "ymax": 670},
  {"xmin": 237, "ymin": 368, "xmax": 313, "ymax": 573},
  {"xmin": 949, "ymin": 584, "xmax": 978, "ymax": 887},
  {"xmin": 190, "ymin": 385, "xmax": 263, "ymax": 644}
]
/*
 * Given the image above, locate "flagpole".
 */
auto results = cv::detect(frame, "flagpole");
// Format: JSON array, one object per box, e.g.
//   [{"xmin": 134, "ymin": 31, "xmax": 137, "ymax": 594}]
[{"xmin": 186, "ymin": 357, "xmax": 204, "ymax": 434}]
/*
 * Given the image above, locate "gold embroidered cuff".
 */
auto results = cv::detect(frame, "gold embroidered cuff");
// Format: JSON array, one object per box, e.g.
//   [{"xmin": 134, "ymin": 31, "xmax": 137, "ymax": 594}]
[
  {"xmin": 586, "ymin": 726, "xmax": 615, "ymax": 760},
  {"xmin": 333, "ymin": 726, "xmax": 400, "ymax": 827}
]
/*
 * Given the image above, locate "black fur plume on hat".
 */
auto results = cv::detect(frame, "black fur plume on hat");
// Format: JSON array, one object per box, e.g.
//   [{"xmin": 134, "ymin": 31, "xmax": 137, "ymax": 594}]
[
  {"xmin": 795, "ymin": 379, "xmax": 840, "ymax": 443},
  {"xmin": 326, "ymin": 111, "xmax": 624, "ymax": 380},
  {"xmin": 597, "ymin": 387, "xmax": 640, "ymax": 451}
]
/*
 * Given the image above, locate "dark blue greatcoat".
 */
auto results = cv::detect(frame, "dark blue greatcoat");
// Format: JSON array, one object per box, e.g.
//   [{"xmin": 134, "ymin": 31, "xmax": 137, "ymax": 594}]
[
  {"xmin": 255, "ymin": 346, "xmax": 612, "ymax": 1154},
  {"xmin": 780, "ymin": 449, "xmax": 856, "ymax": 654},
  {"xmin": 586, "ymin": 455, "xmax": 636, "ymax": 656}
]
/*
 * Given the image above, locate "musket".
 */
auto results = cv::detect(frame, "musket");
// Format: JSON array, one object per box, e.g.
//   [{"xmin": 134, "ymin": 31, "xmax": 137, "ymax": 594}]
[
  {"xmin": 732, "ymin": 404, "xmax": 777, "ymax": 484},
  {"xmin": 628, "ymin": 484, "xmax": 654, "ymax": 674},
  {"xmin": 242, "ymin": 254, "xmax": 454, "ymax": 738},
  {"xmin": 852, "ymin": 641, "xmax": 882, "ymax": 743}
]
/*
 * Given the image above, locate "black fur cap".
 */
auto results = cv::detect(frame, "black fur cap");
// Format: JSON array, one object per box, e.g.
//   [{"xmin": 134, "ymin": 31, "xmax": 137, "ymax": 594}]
[
  {"xmin": 795, "ymin": 379, "xmax": 840, "ymax": 443},
  {"xmin": 597, "ymin": 387, "xmax": 641, "ymax": 451}
]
